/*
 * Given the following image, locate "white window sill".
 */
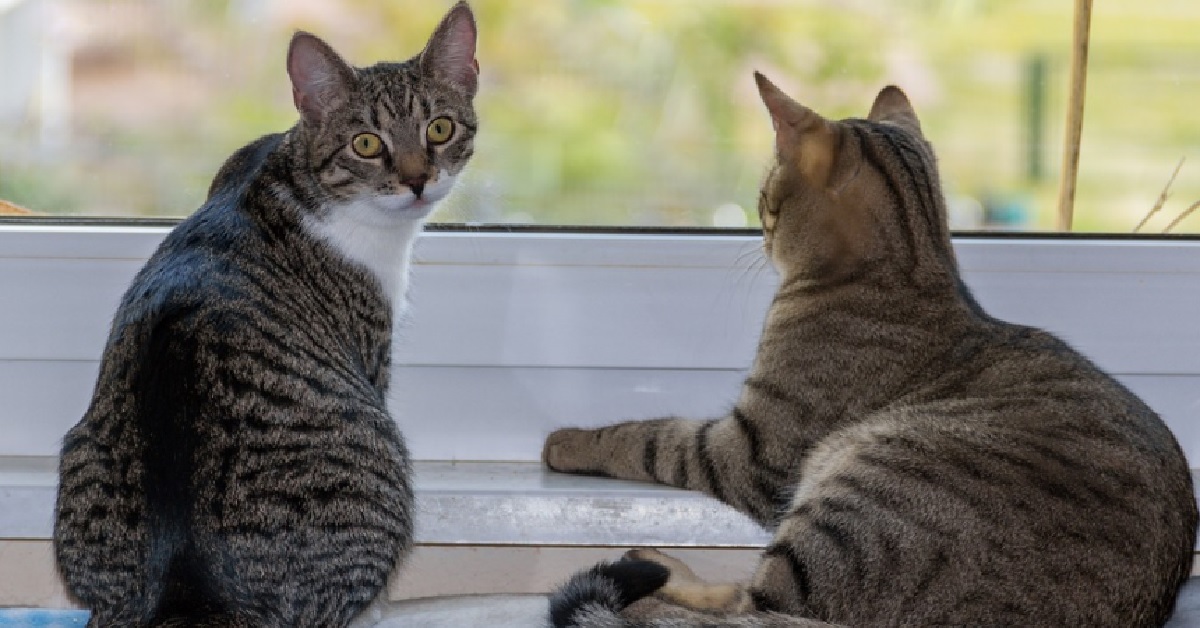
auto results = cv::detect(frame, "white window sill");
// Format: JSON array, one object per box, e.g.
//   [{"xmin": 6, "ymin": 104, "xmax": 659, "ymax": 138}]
[
  {"xmin": 2, "ymin": 456, "xmax": 1196, "ymax": 550},
  {"xmin": 0, "ymin": 457, "xmax": 769, "ymax": 546}
]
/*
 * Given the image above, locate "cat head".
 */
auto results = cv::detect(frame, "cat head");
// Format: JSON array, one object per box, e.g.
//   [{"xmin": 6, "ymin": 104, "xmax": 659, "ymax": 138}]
[
  {"xmin": 753, "ymin": 73, "xmax": 955, "ymax": 286},
  {"xmin": 286, "ymin": 1, "xmax": 478, "ymax": 220}
]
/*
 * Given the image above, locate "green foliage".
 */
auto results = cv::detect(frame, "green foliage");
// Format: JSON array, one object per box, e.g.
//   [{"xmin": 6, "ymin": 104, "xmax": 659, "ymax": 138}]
[
  {"xmin": 1, "ymin": 0, "xmax": 1197, "ymax": 232},
  {"xmin": 0, "ymin": 163, "xmax": 82, "ymax": 215}
]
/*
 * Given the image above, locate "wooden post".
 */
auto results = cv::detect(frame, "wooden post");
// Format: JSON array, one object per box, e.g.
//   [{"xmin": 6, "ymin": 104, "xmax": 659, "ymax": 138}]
[
  {"xmin": 1024, "ymin": 54, "xmax": 1047, "ymax": 183},
  {"xmin": 1056, "ymin": 0, "xmax": 1094, "ymax": 231}
]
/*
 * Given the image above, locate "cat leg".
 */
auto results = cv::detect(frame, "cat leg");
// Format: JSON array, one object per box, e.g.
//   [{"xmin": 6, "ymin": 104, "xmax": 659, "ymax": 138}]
[{"xmin": 544, "ymin": 410, "xmax": 791, "ymax": 525}]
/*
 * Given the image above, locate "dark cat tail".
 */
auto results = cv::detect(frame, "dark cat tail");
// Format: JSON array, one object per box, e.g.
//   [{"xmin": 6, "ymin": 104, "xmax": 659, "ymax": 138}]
[
  {"xmin": 548, "ymin": 559, "xmax": 670, "ymax": 628},
  {"xmin": 146, "ymin": 536, "xmax": 263, "ymax": 628}
]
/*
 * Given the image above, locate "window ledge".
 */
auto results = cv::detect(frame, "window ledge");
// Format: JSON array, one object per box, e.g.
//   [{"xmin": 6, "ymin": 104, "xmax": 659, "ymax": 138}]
[
  {"xmin": 4, "ymin": 456, "xmax": 1199, "ymax": 552},
  {"xmin": 0, "ymin": 457, "xmax": 769, "ymax": 547}
]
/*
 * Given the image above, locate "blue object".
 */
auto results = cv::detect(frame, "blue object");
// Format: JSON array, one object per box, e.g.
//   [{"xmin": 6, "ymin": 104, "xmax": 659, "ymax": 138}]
[{"xmin": 0, "ymin": 610, "xmax": 89, "ymax": 627}]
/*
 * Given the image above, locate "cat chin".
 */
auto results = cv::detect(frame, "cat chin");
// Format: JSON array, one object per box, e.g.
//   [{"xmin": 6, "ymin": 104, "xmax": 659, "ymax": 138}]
[
  {"xmin": 369, "ymin": 173, "xmax": 457, "ymax": 220},
  {"xmin": 371, "ymin": 195, "xmax": 439, "ymax": 221},
  {"xmin": 329, "ymin": 194, "xmax": 438, "ymax": 226}
]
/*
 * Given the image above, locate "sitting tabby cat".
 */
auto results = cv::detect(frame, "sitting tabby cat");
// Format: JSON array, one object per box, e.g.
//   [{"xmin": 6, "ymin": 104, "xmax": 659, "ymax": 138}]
[
  {"xmin": 53, "ymin": 4, "xmax": 478, "ymax": 627},
  {"xmin": 545, "ymin": 74, "xmax": 1197, "ymax": 627}
]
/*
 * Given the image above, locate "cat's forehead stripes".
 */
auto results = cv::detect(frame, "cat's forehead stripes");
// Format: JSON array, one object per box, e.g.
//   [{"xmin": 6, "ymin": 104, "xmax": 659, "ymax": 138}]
[{"xmin": 843, "ymin": 118, "xmax": 953, "ymax": 271}]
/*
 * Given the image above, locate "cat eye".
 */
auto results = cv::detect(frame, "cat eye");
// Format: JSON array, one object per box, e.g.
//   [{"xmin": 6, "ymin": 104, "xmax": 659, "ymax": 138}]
[
  {"xmin": 426, "ymin": 117, "xmax": 455, "ymax": 145},
  {"xmin": 351, "ymin": 133, "xmax": 385, "ymax": 158}
]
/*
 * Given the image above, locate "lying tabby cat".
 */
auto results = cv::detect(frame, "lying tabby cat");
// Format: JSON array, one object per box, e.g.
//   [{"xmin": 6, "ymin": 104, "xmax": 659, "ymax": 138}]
[
  {"xmin": 53, "ymin": 4, "xmax": 478, "ymax": 627},
  {"xmin": 545, "ymin": 74, "xmax": 1197, "ymax": 627}
]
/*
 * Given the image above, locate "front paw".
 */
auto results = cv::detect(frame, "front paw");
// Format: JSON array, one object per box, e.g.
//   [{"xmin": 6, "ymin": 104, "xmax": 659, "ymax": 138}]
[{"xmin": 543, "ymin": 427, "xmax": 599, "ymax": 473}]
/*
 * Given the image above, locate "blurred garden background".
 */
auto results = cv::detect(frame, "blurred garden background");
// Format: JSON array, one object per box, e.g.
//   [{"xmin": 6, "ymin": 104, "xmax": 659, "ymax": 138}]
[{"xmin": 0, "ymin": 0, "xmax": 1196, "ymax": 232}]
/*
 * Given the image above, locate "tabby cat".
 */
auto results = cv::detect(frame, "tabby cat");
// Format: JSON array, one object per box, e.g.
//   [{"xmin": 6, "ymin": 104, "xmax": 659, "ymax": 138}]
[
  {"xmin": 53, "ymin": 4, "xmax": 478, "ymax": 627},
  {"xmin": 545, "ymin": 74, "xmax": 1197, "ymax": 627}
]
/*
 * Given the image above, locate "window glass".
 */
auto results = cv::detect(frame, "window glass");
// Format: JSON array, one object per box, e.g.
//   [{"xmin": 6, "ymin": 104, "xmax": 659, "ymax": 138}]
[
  {"xmin": 1081, "ymin": 0, "xmax": 1199, "ymax": 233},
  {"xmin": 0, "ymin": 0, "xmax": 1195, "ymax": 232}
]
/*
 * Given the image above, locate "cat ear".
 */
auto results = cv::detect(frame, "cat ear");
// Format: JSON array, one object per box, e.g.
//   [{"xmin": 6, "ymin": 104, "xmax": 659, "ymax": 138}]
[
  {"xmin": 867, "ymin": 85, "xmax": 923, "ymax": 136},
  {"xmin": 287, "ymin": 32, "xmax": 355, "ymax": 124},
  {"xmin": 754, "ymin": 72, "xmax": 837, "ymax": 185},
  {"xmin": 419, "ymin": 1, "xmax": 479, "ymax": 97}
]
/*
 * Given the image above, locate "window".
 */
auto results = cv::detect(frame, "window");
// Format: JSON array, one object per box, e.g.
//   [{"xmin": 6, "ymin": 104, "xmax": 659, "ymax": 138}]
[
  {"xmin": 0, "ymin": 0, "xmax": 1196, "ymax": 231},
  {"xmin": 0, "ymin": 2, "xmax": 1196, "ymax": 604}
]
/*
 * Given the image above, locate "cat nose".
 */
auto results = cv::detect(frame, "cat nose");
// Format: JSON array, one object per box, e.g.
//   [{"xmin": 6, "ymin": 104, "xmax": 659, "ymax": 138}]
[{"xmin": 401, "ymin": 174, "xmax": 429, "ymax": 197}]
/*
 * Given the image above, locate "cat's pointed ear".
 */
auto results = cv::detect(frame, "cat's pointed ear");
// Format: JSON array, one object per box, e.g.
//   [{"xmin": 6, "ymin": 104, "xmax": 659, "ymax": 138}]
[
  {"xmin": 287, "ymin": 32, "xmax": 355, "ymax": 124},
  {"xmin": 868, "ymin": 86, "xmax": 923, "ymax": 136},
  {"xmin": 754, "ymin": 72, "xmax": 838, "ymax": 185},
  {"xmin": 420, "ymin": 2, "xmax": 479, "ymax": 97}
]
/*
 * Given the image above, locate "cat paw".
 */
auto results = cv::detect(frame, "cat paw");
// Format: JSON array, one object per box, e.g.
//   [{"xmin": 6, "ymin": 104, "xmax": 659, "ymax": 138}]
[
  {"xmin": 623, "ymin": 548, "xmax": 703, "ymax": 585},
  {"xmin": 624, "ymin": 548, "xmax": 745, "ymax": 612},
  {"xmin": 542, "ymin": 428, "xmax": 598, "ymax": 473}
]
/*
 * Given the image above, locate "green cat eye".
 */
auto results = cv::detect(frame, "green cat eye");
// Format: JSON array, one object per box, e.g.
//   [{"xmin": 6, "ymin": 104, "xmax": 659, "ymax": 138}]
[
  {"xmin": 351, "ymin": 133, "xmax": 384, "ymax": 158},
  {"xmin": 426, "ymin": 117, "xmax": 455, "ymax": 145}
]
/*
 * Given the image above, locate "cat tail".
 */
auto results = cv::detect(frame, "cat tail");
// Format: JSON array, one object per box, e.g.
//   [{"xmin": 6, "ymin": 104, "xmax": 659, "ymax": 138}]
[
  {"xmin": 135, "ymin": 320, "xmax": 262, "ymax": 628},
  {"xmin": 549, "ymin": 560, "xmax": 670, "ymax": 627},
  {"xmin": 146, "ymin": 547, "xmax": 263, "ymax": 628},
  {"xmin": 549, "ymin": 560, "xmax": 845, "ymax": 627}
]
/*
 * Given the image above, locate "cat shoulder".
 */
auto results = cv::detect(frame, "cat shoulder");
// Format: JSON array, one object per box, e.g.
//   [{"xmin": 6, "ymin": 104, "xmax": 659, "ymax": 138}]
[{"xmin": 207, "ymin": 133, "xmax": 286, "ymax": 201}]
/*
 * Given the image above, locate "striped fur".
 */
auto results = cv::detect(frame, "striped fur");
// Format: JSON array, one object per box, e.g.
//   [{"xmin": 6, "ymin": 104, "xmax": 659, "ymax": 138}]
[
  {"xmin": 53, "ymin": 5, "xmax": 478, "ymax": 627},
  {"xmin": 545, "ymin": 75, "xmax": 1197, "ymax": 627}
]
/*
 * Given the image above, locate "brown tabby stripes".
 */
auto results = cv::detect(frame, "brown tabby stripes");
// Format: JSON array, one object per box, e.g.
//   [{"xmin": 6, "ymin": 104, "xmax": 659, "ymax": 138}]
[
  {"xmin": 545, "ymin": 75, "xmax": 1196, "ymax": 627},
  {"xmin": 53, "ymin": 4, "xmax": 478, "ymax": 627}
]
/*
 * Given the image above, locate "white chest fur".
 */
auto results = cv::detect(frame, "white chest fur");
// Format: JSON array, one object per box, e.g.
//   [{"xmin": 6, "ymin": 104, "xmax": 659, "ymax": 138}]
[{"xmin": 303, "ymin": 197, "xmax": 429, "ymax": 306}]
